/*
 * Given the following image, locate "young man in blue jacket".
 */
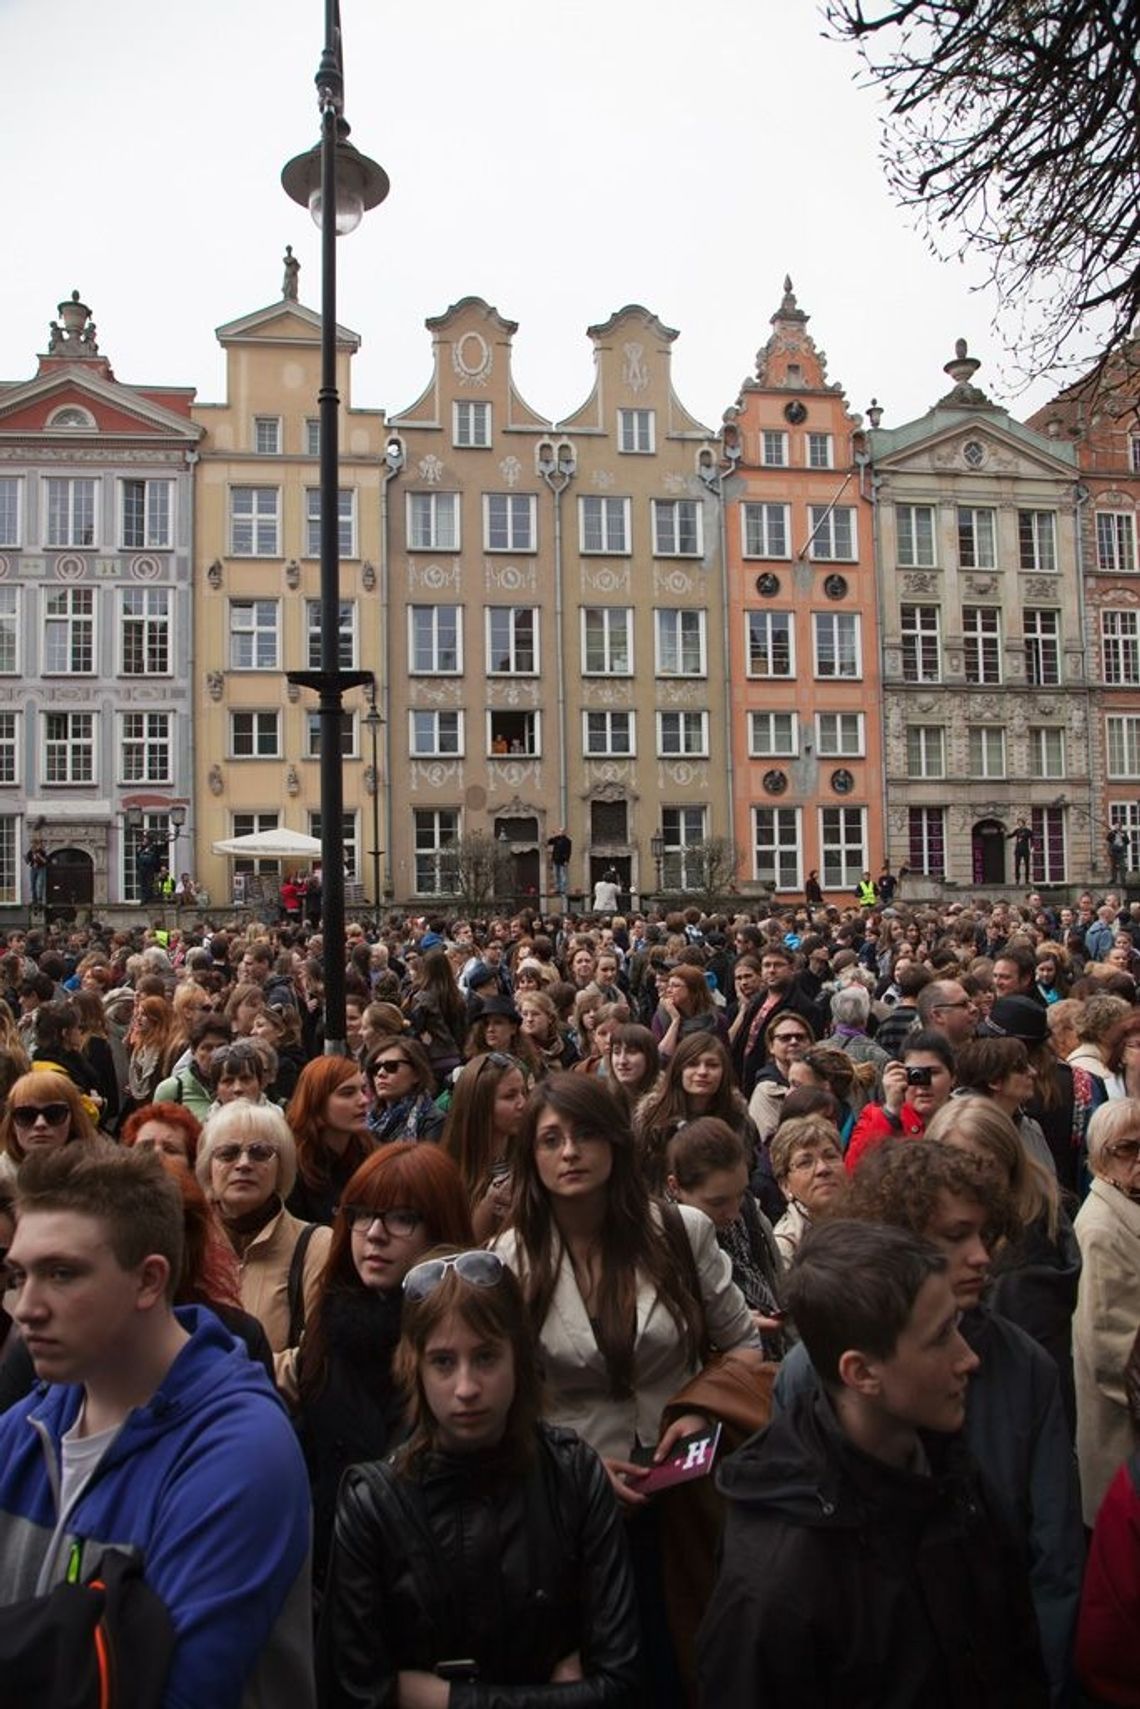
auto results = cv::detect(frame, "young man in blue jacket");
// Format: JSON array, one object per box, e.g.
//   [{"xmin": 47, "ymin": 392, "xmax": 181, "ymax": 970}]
[{"xmin": 0, "ymin": 1143, "xmax": 315, "ymax": 1709}]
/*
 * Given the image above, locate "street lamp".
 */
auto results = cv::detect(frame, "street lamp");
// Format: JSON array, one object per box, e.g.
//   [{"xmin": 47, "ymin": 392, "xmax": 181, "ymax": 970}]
[
  {"xmin": 126, "ymin": 804, "xmax": 187, "ymax": 904},
  {"xmin": 282, "ymin": 0, "xmax": 389, "ymax": 1054},
  {"xmin": 650, "ymin": 830, "xmax": 665, "ymax": 896},
  {"xmin": 363, "ymin": 682, "xmax": 383, "ymax": 916}
]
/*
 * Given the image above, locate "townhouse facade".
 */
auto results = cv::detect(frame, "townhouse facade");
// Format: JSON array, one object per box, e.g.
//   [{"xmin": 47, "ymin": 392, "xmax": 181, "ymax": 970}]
[
  {"xmin": 0, "ymin": 291, "xmax": 200, "ymax": 912},
  {"xmin": 871, "ymin": 342, "xmax": 1092, "ymax": 890},
  {"xmin": 719, "ymin": 279, "xmax": 883, "ymax": 903}
]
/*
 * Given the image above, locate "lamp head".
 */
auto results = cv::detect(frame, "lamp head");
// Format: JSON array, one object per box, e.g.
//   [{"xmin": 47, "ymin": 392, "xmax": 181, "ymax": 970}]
[{"xmin": 282, "ymin": 124, "xmax": 389, "ymax": 235}]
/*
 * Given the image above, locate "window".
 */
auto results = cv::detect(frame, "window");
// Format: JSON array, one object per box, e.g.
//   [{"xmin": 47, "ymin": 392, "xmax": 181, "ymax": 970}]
[
  {"xmin": 230, "ymin": 711, "xmax": 281, "ymax": 759},
  {"xmin": 807, "ymin": 432, "xmax": 833, "ymax": 469},
  {"xmin": 229, "ymin": 599, "xmax": 280, "ymax": 670},
  {"xmin": 746, "ymin": 611, "xmax": 794, "ymax": 677},
  {"xmin": 306, "ymin": 600, "xmax": 357, "ymax": 669},
  {"xmin": 123, "ymin": 811, "xmax": 177, "ymax": 900},
  {"xmin": 761, "ymin": 431, "xmax": 788, "ymax": 467},
  {"xmin": 45, "ymin": 478, "xmax": 96, "ymax": 547},
  {"xmin": 900, "ymin": 605, "xmax": 941, "ymax": 683},
  {"xmin": 583, "ymin": 711, "xmax": 634, "ymax": 756},
  {"xmin": 0, "ymin": 587, "xmax": 20, "ymax": 674},
  {"xmin": 582, "ymin": 607, "xmax": 632, "ymax": 674},
  {"xmin": 815, "ymin": 712, "xmax": 864, "ymax": 757},
  {"xmin": 1018, "ymin": 511, "xmax": 1056, "ymax": 572},
  {"xmin": 305, "ymin": 419, "xmax": 321, "ymax": 457},
  {"xmin": 305, "ymin": 712, "xmax": 356, "ymax": 758},
  {"xmin": 1132, "ymin": 436, "xmax": 1140, "ymax": 475},
  {"xmin": 484, "ymin": 494, "xmax": 536, "ymax": 552},
  {"xmin": 896, "ymin": 504, "xmax": 936, "ymax": 568},
  {"xmin": 254, "ymin": 417, "xmax": 282, "ymax": 455},
  {"xmin": 1106, "ymin": 715, "xmax": 1140, "ymax": 777},
  {"xmin": 808, "ymin": 506, "xmax": 856, "ymax": 561},
  {"xmin": 410, "ymin": 710, "xmax": 464, "ymax": 757},
  {"xmin": 230, "ymin": 812, "xmax": 280, "ymax": 879},
  {"xmin": 655, "ymin": 609, "xmax": 706, "ymax": 676},
  {"xmin": 486, "ymin": 607, "xmax": 537, "ymax": 674},
  {"xmin": 44, "ymin": 711, "xmax": 95, "ymax": 784},
  {"xmin": 968, "ymin": 726, "xmax": 1006, "ymax": 778},
  {"xmin": 120, "ymin": 712, "xmax": 173, "ymax": 783},
  {"xmin": 1029, "ymin": 727, "xmax": 1065, "ymax": 778},
  {"xmin": 120, "ymin": 587, "xmax": 170, "ymax": 675},
  {"xmin": 308, "ymin": 811, "xmax": 359, "ymax": 882},
  {"xmin": 820, "ymin": 805, "xmax": 867, "ymax": 889},
  {"xmin": 753, "ymin": 806, "xmax": 801, "ymax": 890},
  {"xmin": 408, "ymin": 492, "xmax": 460, "ymax": 551},
  {"xmin": 120, "ymin": 479, "xmax": 173, "ymax": 550},
  {"xmin": 652, "ymin": 500, "xmax": 702, "ymax": 557},
  {"xmin": 749, "ymin": 711, "xmax": 798, "ymax": 757},
  {"xmin": 1109, "ymin": 801, "xmax": 1140, "ymax": 847},
  {"xmin": 963, "ymin": 607, "xmax": 1001, "ymax": 684},
  {"xmin": 409, "ymin": 605, "xmax": 462, "ymax": 673},
  {"xmin": 813, "ymin": 611, "xmax": 861, "ymax": 678},
  {"xmin": 230, "ymin": 487, "xmax": 280, "ymax": 556},
  {"xmin": 1031, "ymin": 805, "xmax": 1067, "ymax": 884},
  {"xmin": 0, "ymin": 478, "xmax": 19, "ymax": 548},
  {"xmin": 741, "ymin": 502, "xmax": 789, "ymax": 558},
  {"xmin": 305, "ymin": 488, "xmax": 357, "ymax": 557},
  {"xmin": 43, "ymin": 587, "xmax": 94, "ymax": 674},
  {"xmin": 0, "ymin": 713, "xmax": 19, "ymax": 785},
  {"xmin": 0, "ymin": 817, "xmax": 15, "ymax": 902},
  {"xmin": 906, "ymin": 726, "xmax": 945, "ymax": 778},
  {"xmin": 1097, "ymin": 512, "xmax": 1137, "ymax": 574},
  {"xmin": 488, "ymin": 710, "xmax": 539, "ymax": 755},
  {"xmin": 1023, "ymin": 609, "xmax": 1060, "ymax": 686},
  {"xmin": 1102, "ymin": 610, "xmax": 1140, "ymax": 685},
  {"xmin": 618, "ymin": 409, "xmax": 655, "ymax": 453},
  {"xmin": 661, "ymin": 806, "xmax": 707, "ymax": 889},
  {"xmin": 958, "ymin": 507, "xmax": 997, "ymax": 569},
  {"xmin": 657, "ymin": 711, "xmax": 709, "ymax": 756},
  {"xmin": 414, "ymin": 809, "xmax": 459, "ymax": 894},
  {"xmin": 579, "ymin": 496, "xmax": 630, "ymax": 555},
  {"xmin": 453, "ymin": 402, "xmax": 491, "ymax": 448},
  {"xmin": 908, "ymin": 808, "xmax": 946, "ymax": 877}
]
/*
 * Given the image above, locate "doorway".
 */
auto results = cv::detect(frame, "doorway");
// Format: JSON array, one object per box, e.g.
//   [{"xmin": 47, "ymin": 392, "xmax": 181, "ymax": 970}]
[
  {"xmin": 971, "ymin": 819, "xmax": 1006, "ymax": 886},
  {"xmin": 46, "ymin": 847, "xmax": 94, "ymax": 909}
]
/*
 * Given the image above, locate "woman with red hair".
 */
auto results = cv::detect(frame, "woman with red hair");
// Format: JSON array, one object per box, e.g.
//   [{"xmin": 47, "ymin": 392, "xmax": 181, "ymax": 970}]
[
  {"xmin": 283, "ymin": 1141, "xmax": 473, "ymax": 1588},
  {"xmin": 120, "ymin": 1100, "xmax": 203, "ymax": 1170},
  {"xmin": 124, "ymin": 993, "xmax": 179, "ymax": 1115},
  {"xmin": 284, "ymin": 1055, "xmax": 373, "ymax": 1225}
]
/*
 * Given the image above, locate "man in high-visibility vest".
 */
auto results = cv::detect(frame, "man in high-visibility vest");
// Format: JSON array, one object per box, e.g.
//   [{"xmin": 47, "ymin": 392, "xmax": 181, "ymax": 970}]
[{"xmin": 855, "ymin": 871, "xmax": 878, "ymax": 909}]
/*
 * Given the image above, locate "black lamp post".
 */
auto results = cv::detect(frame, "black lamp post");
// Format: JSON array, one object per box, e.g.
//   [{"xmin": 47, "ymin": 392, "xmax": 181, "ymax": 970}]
[
  {"xmin": 650, "ymin": 830, "xmax": 665, "ymax": 897},
  {"xmin": 282, "ymin": 0, "xmax": 388, "ymax": 1053},
  {"xmin": 363, "ymin": 683, "xmax": 383, "ymax": 917}
]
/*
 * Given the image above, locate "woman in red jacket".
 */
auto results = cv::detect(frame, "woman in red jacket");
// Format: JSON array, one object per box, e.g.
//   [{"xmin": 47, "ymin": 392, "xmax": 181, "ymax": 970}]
[{"xmin": 845, "ymin": 1030, "xmax": 956, "ymax": 1173}]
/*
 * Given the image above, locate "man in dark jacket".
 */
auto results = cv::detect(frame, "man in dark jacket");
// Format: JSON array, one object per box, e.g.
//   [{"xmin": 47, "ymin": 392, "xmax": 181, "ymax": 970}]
[
  {"xmin": 699, "ymin": 1220, "xmax": 1049, "ymax": 1708},
  {"xmin": 736, "ymin": 944, "xmax": 824, "ymax": 1097}
]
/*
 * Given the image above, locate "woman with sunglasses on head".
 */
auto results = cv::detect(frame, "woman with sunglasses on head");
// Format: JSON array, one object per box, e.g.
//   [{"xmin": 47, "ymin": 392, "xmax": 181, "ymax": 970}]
[
  {"xmin": 0, "ymin": 1070, "xmax": 98, "ymax": 1184},
  {"xmin": 444, "ymin": 1051, "xmax": 529, "ymax": 1242},
  {"xmin": 318, "ymin": 1246, "xmax": 639, "ymax": 1709},
  {"xmin": 283, "ymin": 1142, "xmax": 472, "ymax": 1594},
  {"xmin": 363, "ymin": 1038, "xmax": 445, "ymax": 1144},
  {"xmin": 285, "ymin": 1056, "xmax": 374, "ymax": 1227}
]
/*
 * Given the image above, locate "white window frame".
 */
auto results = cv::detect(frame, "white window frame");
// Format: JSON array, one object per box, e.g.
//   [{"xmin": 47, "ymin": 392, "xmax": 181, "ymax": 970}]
[
  {"xmin": 409, "ymin": 605, "xmax": 463, "ymax": 674},
  {"xmin": 654, "ymin": 608, "xmax": 707, "ymax": 677},
  {"xmin": 900, "ymin": 604, "xmax": 942, "ymax": 684},
  {"xmin": 807, "ymin": 505, "xmax": 856, "ymax": 562},
  {"xmin": 1031, "ymin": 805, "xmax": 1068, "ymax": 884},
  {"xmin": 741, "ymin": 502, "xmax": 790, "ymax": 559},
  {"xmin": 813, "ymin": 611, "xmax": 862, "ymax": 679},
  {"xmin": 43, "ymin": 586, "xmax": 95, "ymax": 675},
  {"xmin": 304, "ymin": 711, "xmax": 358, "ymax": 759},
  {"xmin": 253, "ymin": 416, "xmax": 282, "ymax": 455},
  {"xmin": 413, "ymin": 809, "xmax": 460, "ymax": 895},
  {"xmin": 305, "ymin": 488, "xmax": 357, "ymax": 558},
  {"xmin": 306, "ymin": 599, "xmax": 358, "ymax": 670},
  {"xmin": 407, "ymin": 491, "xmax": 460, "ymax": 551},
  {"xmin": 453, "ymin": 402, "xmax": 491, "ymax": 448},
  {"xmin": 119, "ymin": 711, "xmax": 174, "ymax": 784},
  {"xmin": 1024, "ymin": 608, "xmax": 1061, "ymax": 687},
  {"xmin": 618, "ymin": 409, "xmax": 655, "ymax": 453},
  {"xmin": 229, "ymin": 486, "xmax": 280, "ymax": 557},
  {"xmin": 581, "ymin": 607, "xmax": 633, "ymax": 675},
  {"xmin": 0, "ymin": 477, "xmax": 21, "ymax": 548},
  {"xmin": 1106, "ymin": 714, "xmax": 1140, "ymax": 778},
  {"xmin": 905, "ymin": 725, "xmax": 946, "ymax": 779},
  {"xmin": 579, "ymin": 496, "xmax": 630, "ymax": 555},
  {"xmin": 44, "ymin": 477, "xmax": 97, "ymax": 548},
  {"xmin": 119, "ymin": 587, "xmax": 171, "ymax": 677},
  {"xmin": 819, "ymin": 804, "xmax": 867, "ymax": 890},
  {"xmin": 410, "ymin": 709, "xmax": 465, "ymax": 758},
  {"xmin": 119, "ymin": 478, "xmax": 173, "ymax": 550},
  {"xmin": 968, "ymin": 726, "xmax": 1006, "ymax": 779},
  {"xmin": 583, "ymin": 710, "xmax": 635, "ymax": 757},
  {"xmin": 486, "ymin": 606, "xmax": 538, "ymax": 675},
  {"xmin": 896, "ymin": 504, "xmax": 936, "ymax": 568},
  {"xmin": 1097, "ymin": 511, "xmax": 1137, "ymax": 574},
  {"xmin": 652, "ymin": 499, "xmax": 702, "ymax": 557},
  {"xmin": 0, "ymin": 586, "xmax": 19, "ymax": 674},
  {"xmin": 1018, "ymin": 510, "xmax": 1057, "ymax": 572},
  {"xmin": 305, "ymin": 419, "xmax": 321, "ymax": 457},
  {"xmin": 761, "ymin": 431, "xmax": 788, "ymax": 468},
  {"xmin": 806, "ymin": 432, "xmax": 833, "ymax": 470},
  {"xmin": 487, "ymin": 710, "xmax": 541, "ymax": 758},
  {"xmin": 307, "ymin": 810, "xmax": 359, "ymax": 881},
  {"xmin": 958, "ymin": 506, "xmax": 998, "ymax": 569},
  {"xmin": 657, "ymin": 710, "xmax": 709, "ymax": 757},
  {"xmin": 229, "ymin": 812, "xmax": 281, "ymax": 879},
  {"xmin": 1102, "ymin": 610, "xmax": 1140, "ymax": 686},
  {"xmin": 484, "ymin": 493, "xmax": 537, "ymax": 553},
  {"xmin": 229, "ymin": 598, "xmax": 281, "ymax": 670},
  {"xmin": 0, "ymin": 711, "xmax": 20, "ymax": 786},
  {"xmin": 229, "ymin": 710, "xmax": 282, "ymax": 760},
  {"xmin": 1029, "ymin": 727, "xmax": 1065, "ymax": 779},
  {"xmin": 908, "ymin": 807, "xmax": 947, "ymax": 878},
  {"xmin": 749, "ymin": 711, "xmax": 798, "ymax": 757},
  {"xmin": 43, "ymin": 710, "xmax": 95, "ymax": 785},
  {"xmin": 1131, "ymin": 437, "xmax": 1140, "ymax": 476},
  {"xmin": 815, "ymin": 712, "xmax": 864, "ymax": 757},
  {"xmin": 753, "ymin": 806, "xmax": 802, "ymax": 891},
  {"xmin": 0, "ymin": 816, "xmax": 16, "ymax": 904},
  {"xmin": 963, "ymin": 607, "xmax": 1002, "ymax": 684},
  {"xmin": 661, "ymin": 806, "xmax": 708, "ymax": 889},
  {"xmin": 746, "ymin": 610, "xmax": 794, "ymax": 678}
]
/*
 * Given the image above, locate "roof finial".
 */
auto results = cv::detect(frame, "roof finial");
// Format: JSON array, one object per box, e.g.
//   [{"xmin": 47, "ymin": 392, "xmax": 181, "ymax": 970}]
[
  {"xmin": 282, "ymin": 245, "xmax": 300, "ymax": 302},
  {"xmin": 772, "ymin": 275, "xmax": 808, "ymax": 326},
  {"xmin": 938, "ymin": 337, "xmax": 990, "ymax": 407}
]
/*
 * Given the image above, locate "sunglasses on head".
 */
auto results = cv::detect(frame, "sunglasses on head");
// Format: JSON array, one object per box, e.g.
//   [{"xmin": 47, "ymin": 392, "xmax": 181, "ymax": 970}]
[
  {"xmin": 12, "ymin": 1104, "xmax": 69, "ymax": 1129},
  {"xmin": 403, "ymin": 1249, "xmax": 505, "ymax": 1302}
]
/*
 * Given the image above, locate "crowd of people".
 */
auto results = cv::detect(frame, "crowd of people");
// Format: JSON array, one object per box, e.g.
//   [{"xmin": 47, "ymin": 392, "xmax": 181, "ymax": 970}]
[{"xmin": 0, "ymin": 882, "xmax": 1138, "ymax": 1706}]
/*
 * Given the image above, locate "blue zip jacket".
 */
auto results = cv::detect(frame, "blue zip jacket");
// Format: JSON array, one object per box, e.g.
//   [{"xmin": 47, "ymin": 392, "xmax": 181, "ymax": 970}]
[{"xmin": 0, "ymin": 1305, "xmax": 315, "ymax": 1709}]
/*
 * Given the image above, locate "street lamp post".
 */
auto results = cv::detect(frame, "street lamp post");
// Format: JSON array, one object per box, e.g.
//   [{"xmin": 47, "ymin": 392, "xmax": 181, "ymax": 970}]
[
  {"xmin": 126, "ymin": 804, "xmax": 188, "ymax": 906},
  {"xmin": 282, "ymin": 0, "xmax": 388, "ymax": 1053},
  {"xmin": 650, "ymin": 830, "xmax": 665, "ymax": 899},
  {"xmin": 363, "ymin": 683, "xmax": 383, "ymax": 917}
]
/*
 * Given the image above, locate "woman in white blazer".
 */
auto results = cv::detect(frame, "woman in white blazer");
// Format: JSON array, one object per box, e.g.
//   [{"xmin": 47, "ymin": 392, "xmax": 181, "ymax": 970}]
[{"xmin": 1074, "ymin": 1098, "xmax": 1140, "ymax": 1525}]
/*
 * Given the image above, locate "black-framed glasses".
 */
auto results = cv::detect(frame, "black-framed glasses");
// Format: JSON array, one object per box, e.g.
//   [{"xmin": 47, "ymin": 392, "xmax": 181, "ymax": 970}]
[
  {"xmin": 12, "ymin": 1104, "xmax": 69, "ymax": 1128},
  {"xmin": 212, "ymin": 1141, "xmax": 277, "ymax": 1165},
  {"xmin": 403, "ymin": 1249, "xmax": 505, "ymax": 1301},
  {"xmin": 344, "ymin": 1205, "xmax": 423, "ymax": 1238},
  {"xmin": 372, "ymin": 1058, "xmax": 411, "ymax": 1076}
]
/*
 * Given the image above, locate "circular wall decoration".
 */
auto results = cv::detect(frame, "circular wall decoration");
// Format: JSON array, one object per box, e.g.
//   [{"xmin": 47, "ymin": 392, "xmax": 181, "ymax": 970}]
[
  {"xmin": 762, "ymin": 769, "xmax": 788, "ymax": 795},
  {"xmin": 823, "ymin": 573, "xmax": 848, "ymax": 600},
  {"xmin": 830, "ymin": 768, "xmax": 855, "ymax": 795},
  {"xmin": 755, "ymin": 572, "xmax": 781, "ymax": 597},
  {"xmin": 784, "ymin": 400, "xmax": 808, "ymax": 424},
  {"xmin": 963, "ymin": 439, "xmax": 986, "ymax": 468}
]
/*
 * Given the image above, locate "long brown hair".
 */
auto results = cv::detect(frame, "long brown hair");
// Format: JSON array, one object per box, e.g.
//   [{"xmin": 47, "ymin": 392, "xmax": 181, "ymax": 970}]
[
  {"xmin": 443, "ymin": 1052, "xmax": 525, "ymax": 1199},
  {"xmin": 507, "ymin": 1074, "xmax": 703, "ymax": 1400},
  {"xmin": 635, "ymin": 1031, "xmax": 745, "ymax": 1191},
  {"xmin": 285, "ymin": 1056, "xmax": 372, "ymax": 1192}
]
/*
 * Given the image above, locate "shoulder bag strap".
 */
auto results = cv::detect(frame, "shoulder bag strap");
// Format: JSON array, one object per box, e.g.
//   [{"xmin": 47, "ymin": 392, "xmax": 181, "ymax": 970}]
[{"xmin": 287, "ymin": 1222, "xmax": 318, "ymax": 1349}]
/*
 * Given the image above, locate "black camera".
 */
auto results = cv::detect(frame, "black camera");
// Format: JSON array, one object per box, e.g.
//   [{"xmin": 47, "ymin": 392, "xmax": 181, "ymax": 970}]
[{"xmin": 906, "ymin": 1065, "xmax": 934, "ymax": 1087}]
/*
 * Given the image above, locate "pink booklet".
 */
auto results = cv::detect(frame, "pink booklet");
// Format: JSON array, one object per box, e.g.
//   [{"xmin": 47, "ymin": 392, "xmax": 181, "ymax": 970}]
[{"xmin": 633, "ymin": 1423, "xmax": 722, "ymax": 1496}]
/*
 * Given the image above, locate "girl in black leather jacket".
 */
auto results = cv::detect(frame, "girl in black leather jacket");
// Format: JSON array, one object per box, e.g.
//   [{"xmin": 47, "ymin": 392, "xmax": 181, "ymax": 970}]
[{"xmin": 317, "ymin": 1249, "xmax": 640, "ymax": 1708}]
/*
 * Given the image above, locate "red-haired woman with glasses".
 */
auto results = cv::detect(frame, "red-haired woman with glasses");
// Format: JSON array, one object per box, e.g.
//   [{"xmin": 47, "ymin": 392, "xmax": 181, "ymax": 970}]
[
  {"xmin": 317, "ymin": 1248, "xmax": 639, "ymax": 1706},
  {"xmin": 284, "ymin": 1055, "xmax": 373, "ymax": 1226}
]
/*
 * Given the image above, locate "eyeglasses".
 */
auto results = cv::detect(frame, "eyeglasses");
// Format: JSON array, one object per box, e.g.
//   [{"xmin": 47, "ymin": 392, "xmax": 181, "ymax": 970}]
[
  {"xmin": 1106, "ymin": 1140, "xmax": 1140, "ymax": 1163},
  {"xmin": 12, "ymin": 1104, "xmax": 69, "ymax": 1128},
  {"xmin": 372, "ymin": 1058, "xmax": 411, "ymax": 1076},
  {"xmin": 934, "ymin": 1000, "xmax": 975, "ymax": 1011},
  {"xmin": 211, "ymin": 1142, "xmax": 277, "ymax": 1165},
  {"xmin": 535, "ymin": 1126, "xmax": 607, "ymax": 1154},
  {"xmin": 773, "ymin": 1034, "xmax": 808, "ymax": 1046},
  {"xmin": 345, "ymin": 1206, "xmax": 423, "ymax": 1237},
  {"xmin": 403, "ymin": 1249, "xmax": 505, "ymax": 1302}
]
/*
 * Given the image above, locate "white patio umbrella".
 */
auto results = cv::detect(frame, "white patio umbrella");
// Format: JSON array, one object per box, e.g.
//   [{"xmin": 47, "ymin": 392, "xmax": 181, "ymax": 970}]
[{"xmin": 211, "ymin": 828, "xmax": 323, "ymax": 858}]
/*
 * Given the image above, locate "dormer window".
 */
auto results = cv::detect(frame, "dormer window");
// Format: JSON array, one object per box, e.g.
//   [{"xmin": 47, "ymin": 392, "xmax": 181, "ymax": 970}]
[{"xmin": 46, "ymin": 406, "xmax": 95, "ymax": 431}]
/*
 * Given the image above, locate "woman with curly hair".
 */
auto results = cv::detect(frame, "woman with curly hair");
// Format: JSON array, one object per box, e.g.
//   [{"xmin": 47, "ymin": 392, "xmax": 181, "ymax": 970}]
[
  {"xmin": 284, "ymin": 1055, "xmax": 373, "ymax": 1226},
  {"xmin": 635, "ymin": 1031, "xmax": 757, "ymax": 1193}
]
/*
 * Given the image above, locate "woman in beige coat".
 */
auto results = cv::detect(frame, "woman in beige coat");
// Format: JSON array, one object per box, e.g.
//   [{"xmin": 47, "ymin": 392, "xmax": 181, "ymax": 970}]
[{"xmin": 1073, "ymin": 1098, "xmax": 1140, "ymax": 1524}]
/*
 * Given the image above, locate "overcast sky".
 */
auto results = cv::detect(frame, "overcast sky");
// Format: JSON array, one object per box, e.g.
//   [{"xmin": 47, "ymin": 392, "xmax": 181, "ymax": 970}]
[{"xmin": 1, "ymin": 0, "xmax": 1086, "ymax": 432}]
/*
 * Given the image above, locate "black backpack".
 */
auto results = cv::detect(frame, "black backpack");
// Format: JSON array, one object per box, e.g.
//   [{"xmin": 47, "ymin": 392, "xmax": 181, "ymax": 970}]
[{"xmin": 0, "ymin": 1548, "xmax": 174, "ymax": 1709}]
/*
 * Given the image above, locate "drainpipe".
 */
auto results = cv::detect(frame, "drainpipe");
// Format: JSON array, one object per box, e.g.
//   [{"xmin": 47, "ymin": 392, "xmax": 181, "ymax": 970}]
[
  {"xmin": 698, "ymin": 445, "xmax": 737, "ymax": 854},
  {"xmin": 1072, "ymin": 476, "xmax": 1096, "ymax": 880},
  {"xmin": 380, "ymin": 434, "xmax": 405, "ymax": 904},
  {"xmin": 865, "ymin": 451, "xmax": 891, "ymax": 877},
  {"xmin": 538, "ymin": 438, "xmax": 576, "ymax": 860}
]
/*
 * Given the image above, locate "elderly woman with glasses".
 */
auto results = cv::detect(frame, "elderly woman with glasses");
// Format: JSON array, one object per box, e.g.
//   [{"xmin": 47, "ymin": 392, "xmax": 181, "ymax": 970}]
[
  {"xmin": 196, "ymin": 1100, "xmax": 331, "ymax": 1354},
  {"xmin": 363, "ymin": 1038, "xmax": 444, "ymax": 1144},
  {"xmin": 318, "ymin": 1245, "xmax": 639, "ymax": 1707},
  {"xmin": 1074, "ymin": 1098, "xmax": 1140, "ymax": 1526}
]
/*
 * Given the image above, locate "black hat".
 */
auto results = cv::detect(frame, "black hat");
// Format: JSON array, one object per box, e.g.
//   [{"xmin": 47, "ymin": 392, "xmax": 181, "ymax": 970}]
[
  {"xmin": 977, "ymin": 995, "xmax": 1048, "ymax": 1044},
  {"xmin": 476, "ymin": 993, "xmax": 520, "ymax": 1023},
  {"xmin": 465, "ymin": 961, "xmax": 496, "ymax": 990}
]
